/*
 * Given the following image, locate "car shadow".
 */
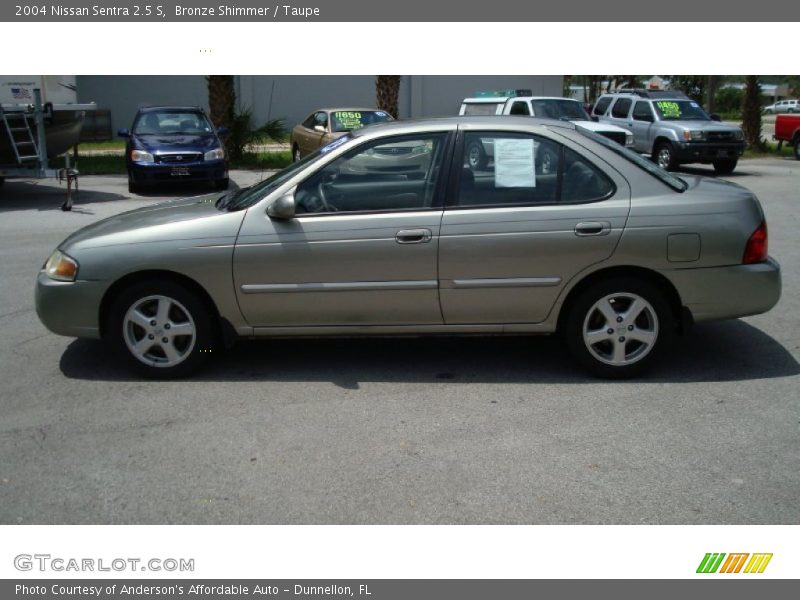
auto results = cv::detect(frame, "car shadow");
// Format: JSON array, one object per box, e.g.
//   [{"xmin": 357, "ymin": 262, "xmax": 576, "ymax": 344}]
[
  {"xmin": 59, "ymin": 319, "xmax": 799, "ymax": 385},
  {"xmin": 0, "ymin": 180, "xmax": 127, "ymax": 212}
]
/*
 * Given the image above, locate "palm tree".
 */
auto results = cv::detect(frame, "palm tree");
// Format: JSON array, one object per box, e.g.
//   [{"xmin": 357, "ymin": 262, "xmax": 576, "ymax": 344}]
[
  {"xmin": 375, "ymin": 76, "xmax": 402, "ymax": 118},
  {"xmin": 206, "ymin": 75, "xmax": 236, "ymax": 154},
  {"xmin": 742, "ymin": 76, "xmax": 762, "ymax": 148}
]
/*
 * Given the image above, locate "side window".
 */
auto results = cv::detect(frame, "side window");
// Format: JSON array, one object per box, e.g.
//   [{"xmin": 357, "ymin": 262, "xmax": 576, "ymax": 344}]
[
  {"xmin": 302, "ymin": 113, "xmax": 316, "ymax": 129},
  {"xmin": 313, "ymin": 112, "xmax": 328, "ymax": 130},
  {"xmin": 593, "ymin": 96, "xmax": 613, "ymax": 116},
  {"xmin": 458, "ymin": 132, "xmax": 561, "ymax": 207},
  {"xmin": 561, "ymin": 148, "xmax": 614, "ymax": 203},
  {"xmin": 509, "ymin": 101, "xmax": 530, "ymax": 116},
  {"xmin": 611, "ymin": 98, "xmax": 632, "ymax": 118},
  {"xmin": 295, "ymin": 133, "xmax": 447, "ymax": 215},
  {"xmin": 632, "ymin": 101, "xmax": 654, "ymax": 121}
]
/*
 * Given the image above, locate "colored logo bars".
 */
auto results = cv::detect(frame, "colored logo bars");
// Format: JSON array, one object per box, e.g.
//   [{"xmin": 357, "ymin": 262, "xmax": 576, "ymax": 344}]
[{"xmin": 696, "ymin": 553, "xmax": 773, "ymax": 574}]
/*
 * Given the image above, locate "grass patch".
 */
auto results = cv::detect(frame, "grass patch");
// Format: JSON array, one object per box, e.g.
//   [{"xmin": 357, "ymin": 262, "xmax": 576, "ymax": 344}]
[
  {"xmin": 78, "ymin": 140, "xmax": 126, "ymax": 152},
  {"xmin": 71, "ymin": 151, "xmax": 291, "ymax": 175},
  {"xmin": 743, "ymin": 140, "xmax": 795, "ymax": 159}
]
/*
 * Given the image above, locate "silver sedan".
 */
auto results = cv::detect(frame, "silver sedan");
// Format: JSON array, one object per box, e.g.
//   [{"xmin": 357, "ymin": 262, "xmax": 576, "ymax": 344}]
[{"xmin": 36, "ymin": 117, "xmax": 781, "ymax": 378}]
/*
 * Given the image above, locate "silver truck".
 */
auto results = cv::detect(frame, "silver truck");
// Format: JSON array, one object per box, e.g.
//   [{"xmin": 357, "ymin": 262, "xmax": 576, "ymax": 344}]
[{"xmin": 592, "ymin": 90, "xmax": 745, "ymax": 174}]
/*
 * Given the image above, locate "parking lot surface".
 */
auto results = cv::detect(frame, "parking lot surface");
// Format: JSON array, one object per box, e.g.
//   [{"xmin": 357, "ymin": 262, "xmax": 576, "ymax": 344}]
[{"xmin": 1, "ymin": 160, "xmax": 798, "ymax": 524}]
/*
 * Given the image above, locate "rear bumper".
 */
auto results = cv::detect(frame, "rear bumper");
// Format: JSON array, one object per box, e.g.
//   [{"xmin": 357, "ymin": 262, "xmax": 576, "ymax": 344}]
[
  {"xmin": 674, "ymin": 141, "xmax": 745, "ymax": 163},
  {"xmin": 665, "ymin": 257, "xmax": 781, "ymax": 323}
]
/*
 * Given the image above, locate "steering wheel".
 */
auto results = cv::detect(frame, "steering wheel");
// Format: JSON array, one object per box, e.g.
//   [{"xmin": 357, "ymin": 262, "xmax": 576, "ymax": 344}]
[{"xmin": 317, "ymin": 181, "xmax": 335, "ymax": 212}]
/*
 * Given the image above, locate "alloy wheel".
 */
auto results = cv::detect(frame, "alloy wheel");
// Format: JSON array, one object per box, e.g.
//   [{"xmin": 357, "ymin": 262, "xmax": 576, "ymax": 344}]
[
  {"xmin": 582, "ymin": 292, "xmax": 659, "ymax": 366},
  {"xmin": 123, "ymin": 295, "xmax": 197, "ymax": 368}
]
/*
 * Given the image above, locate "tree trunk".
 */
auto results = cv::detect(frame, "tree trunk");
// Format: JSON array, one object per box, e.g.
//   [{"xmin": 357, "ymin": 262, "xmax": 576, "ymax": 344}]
[
  {"xmin": 706, "ymin": 75, "xmax": 719, "ymax": 115},
  {"xmin": 742, "ymin": 76, "xmax": 762, "ymax": 148},
  {"xmin": 206, "ymin": 75, "xmax": 236, "ymax": 155},
  {"xmin": 375, "ymin": 76, "xmax": 402, "ymax": 119}
]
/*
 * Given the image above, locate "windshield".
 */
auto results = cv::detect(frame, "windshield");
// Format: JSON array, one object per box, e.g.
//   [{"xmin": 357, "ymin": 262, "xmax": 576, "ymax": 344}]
[
  {"xmin": 330, "ymin": 110, "xmax": 393, "ymax": 133},
  {"xmin": 531, "ymin": 99, "xmax": 590, "ymax": 121},
  {"xmin": 574, "ymin": 128, "xmax": 687, "ymax": 192},
  {"xmin": 133, "ymin": 111, "xmax": 214, "ymax": 135},
  {"xmin": 652, "ymin": 100, "xmax": 710, "ymax": 121},
  {"xmin": 217, "ymin": 135, "xmax": 353, "ymax": 211}
]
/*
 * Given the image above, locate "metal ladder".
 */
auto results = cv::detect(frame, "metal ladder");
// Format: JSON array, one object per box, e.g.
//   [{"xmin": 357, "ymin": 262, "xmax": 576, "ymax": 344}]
[{"xmin": 0, "ymin": 106, "xmax": 40, "ymax": 164}]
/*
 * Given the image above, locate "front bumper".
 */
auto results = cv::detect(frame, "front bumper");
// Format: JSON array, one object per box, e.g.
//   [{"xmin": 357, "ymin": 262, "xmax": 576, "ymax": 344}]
[
  {"xmin": 35, "ymin": 271, "xmax": 108, "ymax": 339},
  {"xmin": 674, "ymin": 141, "xmax": 745, "ymax": 163},
  {"xmin": 666, "ymin": 257, "xmax": 781, "ymax": 323},
  {"xmin": 129, "ymin": 159, "xmax": 227, "ymax": 184}
]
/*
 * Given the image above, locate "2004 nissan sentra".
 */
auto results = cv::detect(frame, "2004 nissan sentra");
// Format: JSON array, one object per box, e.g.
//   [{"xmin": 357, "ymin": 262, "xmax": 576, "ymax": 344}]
[{"xmin": 35, "ymin": 117, "xmax": 781, "ymax": 378}]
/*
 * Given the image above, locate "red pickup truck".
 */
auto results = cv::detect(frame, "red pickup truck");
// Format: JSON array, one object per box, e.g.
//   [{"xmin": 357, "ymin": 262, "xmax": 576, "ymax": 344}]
[{"xmin": 774, "ymin": 114, "xmax": 800, "ymax": 159}]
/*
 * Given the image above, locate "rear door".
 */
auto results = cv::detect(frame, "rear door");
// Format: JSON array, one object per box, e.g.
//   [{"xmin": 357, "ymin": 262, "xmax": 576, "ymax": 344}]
[
  {"xmin": 438, "ymin": 128, "xmax": 631, "ymax": 324},
  {"xmin": 606, "ymin": 97, "xmax": 634, "ymax": 132},
  {"xmin": 630, "ymin": 101, "xmax": 656, "ymax": 153}
]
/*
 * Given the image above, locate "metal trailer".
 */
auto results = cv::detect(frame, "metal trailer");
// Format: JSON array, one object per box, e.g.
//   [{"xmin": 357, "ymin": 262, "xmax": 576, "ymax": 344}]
[{"xmin": 0, "ymin": 88, "xmax": 86, "ymax": 211}]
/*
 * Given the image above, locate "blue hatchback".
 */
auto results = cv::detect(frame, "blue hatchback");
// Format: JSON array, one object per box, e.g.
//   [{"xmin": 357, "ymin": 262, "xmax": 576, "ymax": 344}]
[{"xmin": 119, "ymin": 106, "xmax": 229, "ymax": 194}]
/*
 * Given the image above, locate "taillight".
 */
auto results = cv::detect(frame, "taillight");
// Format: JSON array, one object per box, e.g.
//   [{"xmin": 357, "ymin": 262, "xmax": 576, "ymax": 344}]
[{"xmin": 743, "ymin": 221, "xmax": 768, "ymax": 264}]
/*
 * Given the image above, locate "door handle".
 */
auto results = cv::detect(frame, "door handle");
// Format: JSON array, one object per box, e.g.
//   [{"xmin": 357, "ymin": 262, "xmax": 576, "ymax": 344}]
[
  {"xmin": 396, "ymin": 228, "xmax": 432, "ymax": 244},
  {"xmin": 574, "ymin": 221, "xmax": 611, "ymax": 236}
]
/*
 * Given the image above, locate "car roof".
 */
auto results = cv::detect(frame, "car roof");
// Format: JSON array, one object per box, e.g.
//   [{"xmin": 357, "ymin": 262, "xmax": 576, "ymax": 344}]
[{"xmin": 350, "ymin": 116, "xmax": 577, "ymax": 137}]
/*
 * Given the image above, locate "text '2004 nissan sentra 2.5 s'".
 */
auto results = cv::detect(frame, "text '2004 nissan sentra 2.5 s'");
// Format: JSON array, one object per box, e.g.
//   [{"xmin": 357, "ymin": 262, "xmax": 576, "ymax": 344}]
[{"xmin": 35, "ymin": 117, "xmax": 781, "ymax": 379}]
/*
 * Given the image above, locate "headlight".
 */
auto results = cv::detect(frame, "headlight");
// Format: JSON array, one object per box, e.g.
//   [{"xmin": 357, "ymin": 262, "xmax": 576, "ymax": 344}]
[
  {"xmin": 683, "ymin": 130, "xmax": 705, "ymax": 141},
  {"xmin": 625, "ymin": 132, "xmax": 634, "ymax": 147},
  {"xmin": 130, "ymin": 149, "xmax": 154, "ymax": 163},
  {"xmin": 44, "ymin": 250, "xmax": 78, "ymax": 282},
  {"xmin": 204, "ymin": 148, "xmax": 225, "ymax": 161}
]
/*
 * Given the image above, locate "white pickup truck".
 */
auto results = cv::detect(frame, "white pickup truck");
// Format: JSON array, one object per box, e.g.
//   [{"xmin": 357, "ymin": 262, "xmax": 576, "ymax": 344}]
[{"xmin": 458, "ymin": 94, "xmax": 633, "ymax": 169}]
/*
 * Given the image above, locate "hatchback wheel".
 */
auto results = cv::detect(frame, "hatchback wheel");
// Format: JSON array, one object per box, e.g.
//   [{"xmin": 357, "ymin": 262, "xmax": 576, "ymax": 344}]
[
  {"xmin": 654, "ymin": 142, "xmax": 678, "ymax": 171},
  {"xmin": 107, "ymin": 280, "xmax": 216, "ymax": 378},
  {"xmin": 565, "ymin": 278, "xmax": 672, "ymax": 378}
]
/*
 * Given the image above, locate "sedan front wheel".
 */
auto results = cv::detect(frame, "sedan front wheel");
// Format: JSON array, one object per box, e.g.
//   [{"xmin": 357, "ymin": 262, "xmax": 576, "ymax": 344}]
[
  {"xmin": 107, "ymin": 280, "xmax": 216, "ymax": 378},
  {"xmin": 565, "ymin": 278, "xmax": 672, "ymax": 378}
]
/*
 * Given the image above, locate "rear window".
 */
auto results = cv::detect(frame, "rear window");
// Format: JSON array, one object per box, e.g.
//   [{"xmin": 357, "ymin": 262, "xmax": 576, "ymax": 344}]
[
  {"xmin": 574, "ymin": 127, "xmax": 687, "ymax": 192},
  {"xmin": 462, "ymin": 102, "xmax": 503, "ymax": 116}
]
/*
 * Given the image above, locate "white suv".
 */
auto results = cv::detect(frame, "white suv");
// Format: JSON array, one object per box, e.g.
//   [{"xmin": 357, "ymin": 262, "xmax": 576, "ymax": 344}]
[
  {"xmin": 459, "ymin": 93, "xmax": 634, "ymax": 148},
  {"xmin": 764, "ymin": 99, "xmax": 799, "ymax": 114}
]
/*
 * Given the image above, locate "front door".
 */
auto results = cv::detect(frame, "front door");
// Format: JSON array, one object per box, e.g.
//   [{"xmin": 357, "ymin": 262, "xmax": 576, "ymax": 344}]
[{"xmin": 233, "ymin": 131, "xmax": 451, "ymax": 328}]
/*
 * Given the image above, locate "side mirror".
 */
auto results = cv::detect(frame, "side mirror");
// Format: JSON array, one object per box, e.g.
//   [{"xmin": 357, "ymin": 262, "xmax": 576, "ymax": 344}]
[
  {"xmin": 314, "ymin": 125, "xmax": 326, "ymax": 133},
  {"xmin": 216, "ymin": 126, "xmax": 230, "ymax": 137},
  {"xmin": 710, "ymin": 114, "xmax": 722, "ymax": 122},
  {"xmin": 117, "ymin": 128, "xmax": 130, "ymax": 138},
  {"xmin": 267, "ymin": 190, "xmax": 296, "ymax": 220}
]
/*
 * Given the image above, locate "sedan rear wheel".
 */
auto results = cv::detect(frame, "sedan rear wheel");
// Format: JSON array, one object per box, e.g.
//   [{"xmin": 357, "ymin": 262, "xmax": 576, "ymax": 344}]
[
  {"xmin": 565, "ymin": 278, "xmax": 672, "ymax": 378},
  {"xmin": 292, "ymin": 145, "xmax": 302, "ymax": 163},
  {"xmin": 108, "ymin": 280, "xmax": 215, "ymax": 378}
]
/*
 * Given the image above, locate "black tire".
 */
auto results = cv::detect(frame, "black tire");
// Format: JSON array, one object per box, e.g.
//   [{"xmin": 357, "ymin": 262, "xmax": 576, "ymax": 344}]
[
  {"xmin": 292, "ymin": 145, "xmax": 301, "ymax": 163},
  {"xmin": 106, "ymin": 279, "xmax": 217, "ymax": 379},
  {"xmin": 564, "ymin": 277, "xmax": 673, "ymax": 379},
  {"xmin": 653, "ymin": 141, "xmax": 678, "ymax": 171},
  {"xmin": 466, "ymin": 140, "xmax": 488, "ymax": 170},
  {"xmin": 794, "ymin": 138, "xmax": 800, "ymax": 161},
  {"xmin": 712, "ymin": 158, "xmax": 738, "ymax": 174},
  {"xmin": 214, "ymin": 177, "xmax": 229, "ymax": 191},
  {"xmin": 128, "ymin": 177, "xmax": 142, "ymax": 194},
  {"xmin": 0, "ymin": 177, "xmax": 5, "ymax": 187}
]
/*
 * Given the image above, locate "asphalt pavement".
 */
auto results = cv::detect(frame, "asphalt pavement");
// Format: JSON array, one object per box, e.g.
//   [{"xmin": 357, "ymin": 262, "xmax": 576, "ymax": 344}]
[{"xmin": 0, "ymin": 159, "xmax": 798, "ymax": 524}]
